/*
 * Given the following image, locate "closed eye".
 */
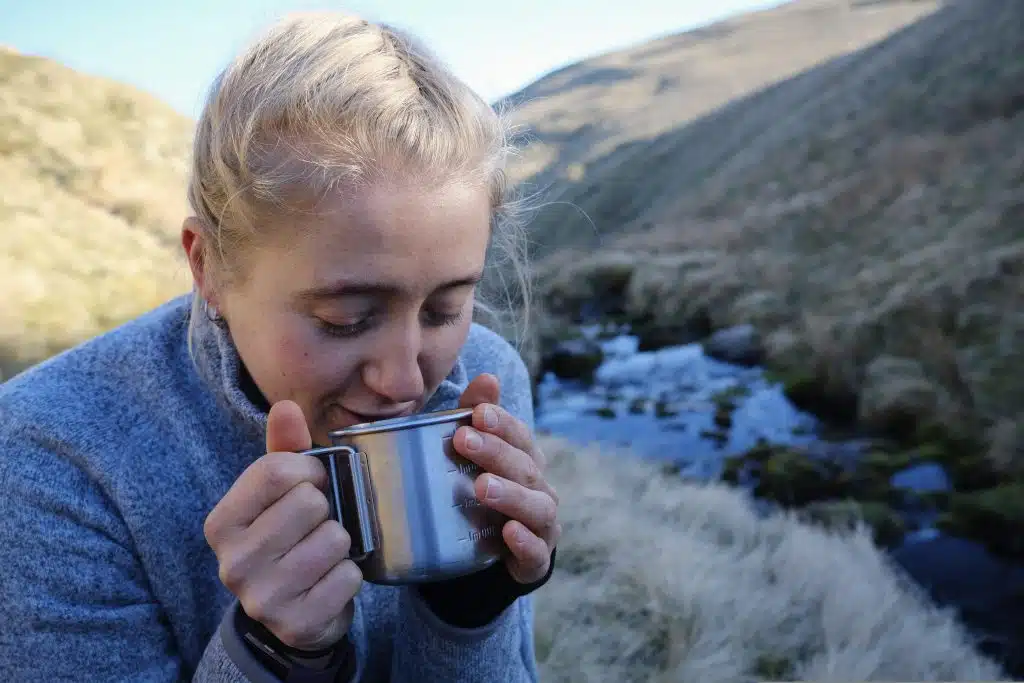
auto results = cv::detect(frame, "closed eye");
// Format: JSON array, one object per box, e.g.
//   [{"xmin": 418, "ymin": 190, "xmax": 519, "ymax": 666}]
[{"xmin": 423, "ymin": 309, "xmax": 465, "ymax": 328}]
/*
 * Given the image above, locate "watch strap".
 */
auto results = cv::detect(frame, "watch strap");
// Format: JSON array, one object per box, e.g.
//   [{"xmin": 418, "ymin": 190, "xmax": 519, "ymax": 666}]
[{"xmin": 235, "ymin": 604, "xmax": 357, "ymax": 682}]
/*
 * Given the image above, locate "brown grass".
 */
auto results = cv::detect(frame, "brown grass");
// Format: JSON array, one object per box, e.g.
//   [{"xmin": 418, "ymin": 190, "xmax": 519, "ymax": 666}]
[
  {"xmin": 0, "ymin": 49, "xmax": 194, "ymax": 378},
  {"xmin": 499, "ymin": 0, "xmax": 942, "ymax": 248},
  {"xmin": 535, "ymin": 434, "xmax": 1005, "ymax": 681}
]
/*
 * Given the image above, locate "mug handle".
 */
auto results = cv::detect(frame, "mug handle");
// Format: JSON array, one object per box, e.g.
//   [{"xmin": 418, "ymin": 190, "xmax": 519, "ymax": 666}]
[{"xmin": 301, "ymin": 445, "xmax": 377, "ymax": 562}]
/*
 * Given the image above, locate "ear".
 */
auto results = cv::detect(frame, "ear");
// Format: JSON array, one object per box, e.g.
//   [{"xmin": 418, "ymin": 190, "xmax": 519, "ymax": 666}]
[{"xmin": 181, "ymin": 216, "xmax": 215, "ymax": 305}]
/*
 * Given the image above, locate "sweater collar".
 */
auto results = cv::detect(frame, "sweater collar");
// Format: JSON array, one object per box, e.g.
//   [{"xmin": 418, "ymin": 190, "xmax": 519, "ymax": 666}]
[{"xmin": 186, "ymin": 293, "xmax": 468, "ymax": 444}]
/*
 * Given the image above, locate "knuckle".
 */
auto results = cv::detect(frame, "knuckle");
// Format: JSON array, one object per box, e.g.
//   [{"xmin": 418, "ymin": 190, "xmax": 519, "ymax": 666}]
[
  {"xmin": 534, "ymin": 444, "xmax": 548, "ymax": 469},
  {"xmin": 241, "ymin": 590, "xmax": 273, "ymax": 626},
  {"xmin": 202, "ymin": 511, "xmax": 221, "ymax": 547},
  {"xmin": 547, "ymin": 484, "xmax": 560, "ymax": 506},
  {"xmin": 542, "ymin": 498, "xmax": 559, "ymax": 529},
  {"xmin": 522, "ymin": 460, "xmax": 543, "ymax": 491},
  {"xmin": 246, "ymin": 583, "xmax": 289, "ymax": 630},
  {"xmin": 260, "ymin": 454, "xmax": 296, "ymax": 493},
  {"xmin": 304, "ymin": 454, "xmax": 329, "ymax": 485},
  {"xmin": 218, "ymin": 551, "xmax": 250, "ymax": 592},
  {"xmin": 323, "ymin": 520, "xmax": 352, "ymax": 557},
  {"xmin": 339, "ymin": 559, "xmax": 364, "ymax": 588},
  {"xmin": 296, "ymin": 481, "xmax": 330, "ymax": 521},
  {"xmin": 493, "ymin": 433, "xmax": 509, "ymax": 461}
]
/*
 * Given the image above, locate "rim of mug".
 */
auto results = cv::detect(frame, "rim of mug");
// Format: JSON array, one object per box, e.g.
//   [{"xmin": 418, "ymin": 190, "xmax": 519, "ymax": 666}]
[{"xmin": 327, "ymin": 406, "xmax": 475, "ymax": 438}]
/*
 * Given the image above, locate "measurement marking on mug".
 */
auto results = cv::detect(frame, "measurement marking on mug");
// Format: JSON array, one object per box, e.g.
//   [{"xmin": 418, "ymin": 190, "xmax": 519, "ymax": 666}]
[
  {"xmin": 452, "ymin": 498, "xmax": 483, "ymax": 509},
  {"xmin": 447, "ymin": 461, "xmax": 481, "ymax": 476},
  {"xmin": 462, "ymin": 526, "xmax": 499, "ymax": 542}
]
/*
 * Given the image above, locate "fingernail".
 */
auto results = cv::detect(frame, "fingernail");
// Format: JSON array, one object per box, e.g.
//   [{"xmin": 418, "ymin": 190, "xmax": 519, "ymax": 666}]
[
  {"xmin": 483, "ymin": 405, "xmax": 499, "ymax": 429},
  {"xmin": 485, "ymin": 476, "xmax": 502, "ymax": 500},
  {"xmin": 464, "ymin": 428, "xmax": 482, "ymax": 451}
]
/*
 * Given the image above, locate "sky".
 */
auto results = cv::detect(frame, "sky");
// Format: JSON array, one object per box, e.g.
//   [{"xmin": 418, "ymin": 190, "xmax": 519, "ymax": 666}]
[{"xmin": 1, "ymin": 0, "xmax": 788, "ymax": 119}]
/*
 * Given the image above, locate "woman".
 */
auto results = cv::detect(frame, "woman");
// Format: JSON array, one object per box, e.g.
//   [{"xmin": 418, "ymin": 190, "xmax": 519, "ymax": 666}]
[{"xmin": 0, "ymin": 12, "xmax": 559, "ymax": 683}]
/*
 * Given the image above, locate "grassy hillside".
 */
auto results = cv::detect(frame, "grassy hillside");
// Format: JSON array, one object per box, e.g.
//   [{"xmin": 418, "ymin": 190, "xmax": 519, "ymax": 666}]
[
  {"xmin": 499, "ymin": 0, "xmax": 941, "ymax": 252},
  {"xmin": 520, "ymin": 0, "xmax": 1024, "ymax": 476},
  {"xmin": 0, "ymin": 46, "xmax": 193, "ymax": 378}
]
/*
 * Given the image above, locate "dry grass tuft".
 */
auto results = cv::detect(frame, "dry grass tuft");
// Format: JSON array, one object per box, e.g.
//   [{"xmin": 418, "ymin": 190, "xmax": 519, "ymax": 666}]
[{"xmin": 536, "ymin": 434, "xmax": 1006, "ymax": 682}]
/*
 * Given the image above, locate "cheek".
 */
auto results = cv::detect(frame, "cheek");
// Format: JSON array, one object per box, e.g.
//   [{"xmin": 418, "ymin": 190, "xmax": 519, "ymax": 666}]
[
  {"xmin": 421, "ymin": 316, "xmax": 474, "ymax": 383},
  {"xmin": 260, "ymin": 319, "xmax": 334, "ymax": 386}
]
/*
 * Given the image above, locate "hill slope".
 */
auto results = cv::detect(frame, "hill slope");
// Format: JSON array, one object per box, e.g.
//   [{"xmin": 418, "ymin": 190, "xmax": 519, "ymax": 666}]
[
  {"xmin": 520, "ymin": 0, "xmax": 1024, "ymax": 469},
  {"xmin": 500, "ymin": 0, "xmax": 941, "ymax": 251},
  {"xmin": 0, "ymin": 47, "xmax": 194, "ymax": 377}
]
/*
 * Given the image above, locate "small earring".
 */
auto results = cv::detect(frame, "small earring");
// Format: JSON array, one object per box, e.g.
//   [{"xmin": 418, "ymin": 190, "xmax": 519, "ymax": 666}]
[{"xmin": 204, "ymin": 300, "xmax": 222, "ymax": 322}]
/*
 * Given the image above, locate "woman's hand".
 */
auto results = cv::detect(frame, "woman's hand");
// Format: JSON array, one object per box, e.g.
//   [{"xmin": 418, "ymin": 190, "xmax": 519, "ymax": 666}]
[
  {"xmin": 203, "ymin": 400, "xmax": 363, "ymax": 651},
  {"xmin": 454, "ymin": 373, "xmax": 561, "ymax": 584}
]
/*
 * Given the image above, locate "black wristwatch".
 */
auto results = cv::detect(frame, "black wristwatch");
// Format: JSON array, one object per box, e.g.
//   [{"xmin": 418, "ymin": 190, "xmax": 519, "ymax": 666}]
[{"xmin": 235, "ymin": 605, "xmax": 357, "ymax": 682}]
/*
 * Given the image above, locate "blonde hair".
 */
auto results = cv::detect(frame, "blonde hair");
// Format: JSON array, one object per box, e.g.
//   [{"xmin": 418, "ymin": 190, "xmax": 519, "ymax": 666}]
[{"xmin": 185, "ymin": 11, "xmax": 532, "ymax": 354}]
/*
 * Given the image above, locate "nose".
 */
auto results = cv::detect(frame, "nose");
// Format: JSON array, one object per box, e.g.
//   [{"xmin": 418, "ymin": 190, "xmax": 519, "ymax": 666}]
[{"xmin": 361, "ymin": 326, "xmax": 425, "ymax": 405}]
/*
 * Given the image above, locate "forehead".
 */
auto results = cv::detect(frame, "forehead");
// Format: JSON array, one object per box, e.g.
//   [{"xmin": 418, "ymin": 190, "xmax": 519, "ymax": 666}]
[{"xmin": 259, "ymin": 178, "xmax": 493, "ymax": 294}]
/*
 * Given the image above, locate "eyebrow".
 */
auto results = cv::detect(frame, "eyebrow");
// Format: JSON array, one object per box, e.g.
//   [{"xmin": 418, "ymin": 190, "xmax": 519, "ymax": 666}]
[{"xmin": 296, "ymin": 272, "xmax": 484, "ymax": 302}]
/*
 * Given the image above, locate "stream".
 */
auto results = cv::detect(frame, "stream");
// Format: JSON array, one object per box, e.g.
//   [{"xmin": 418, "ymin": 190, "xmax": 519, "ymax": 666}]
[{"xmin": 532, "ymin": 327, "xmax": 1024, "ymax": 677}]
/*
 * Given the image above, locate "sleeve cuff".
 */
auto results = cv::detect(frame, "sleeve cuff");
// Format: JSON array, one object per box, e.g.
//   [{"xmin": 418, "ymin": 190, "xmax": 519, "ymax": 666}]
[{"xmin": 406, "ymin": 583, "xmax": 517, "ymax": 643}]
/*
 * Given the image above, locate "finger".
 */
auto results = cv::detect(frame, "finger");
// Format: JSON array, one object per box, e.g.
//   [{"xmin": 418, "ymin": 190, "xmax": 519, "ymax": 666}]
[
  {"xmin": 255, "ymin": 558, "xmax": 360, "ymax": 651},
  {"xmin": 205, "ymin": 452, "xmax": 328, "ymax": 546},
  {"xmin": 475, "ymin": 474, "xmax": 559, "ymax": 546},
  {"xmin": 455, "ymin": 426, "xmax": 554, "ymax": 499},
  {"xmin": 247, "ymin": 480, "xmax": 332, "ymax": 562},
  {"xmin": 458, "ymin": 373, "xmax": 500, "ymax": 409},
  {"xmin": 215, "ymin": 480, "xmax": 330, "ymax": 594},
  {"xmin": 287, "ymin": 559, "xmax": 364, "ymax": 645},
  {"xmin": 276, "ymin": 518, "xmax": 351, "ymax": 596},
  {"xmin": 266, "ymin": 400, "xmax": 314, "ymax": 454},
  {"xmin": 502, "ymin": 520, "xmax": 552, "ymax": 584},
  {"xmin": 470, "ymin": 403, "xmax": 538, "ymax": 467}
]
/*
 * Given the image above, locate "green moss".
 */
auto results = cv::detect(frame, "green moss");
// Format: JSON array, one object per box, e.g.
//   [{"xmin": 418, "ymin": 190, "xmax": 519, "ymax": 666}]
[
  {"xmin": 711, "ymin": 384, "xmax": 752, "ymax": 408},
  {"xmin": 801, "ymin": 499, "xmax": 906, "ymax": 548},
  {"xmin": 755, "ymin": 450, "xmax": 847, "ymax": 507},
  {"xmin": 859, "ymin": 449, "xmax": 919, "ymax": 477},
  {"xmin": 937, "ymin": 483, "xmax": 1024, "ymax": 559},
  {"xmin": 721, "ymin": 455, "xmax": 746, "ymax": 484},
  {"xmin": 713, "ymin": 405, "xmax": 734, "ymax": 430},
  {"xmin": 768, "ymin": 367, "xmax": 859, "ymax": 426}
]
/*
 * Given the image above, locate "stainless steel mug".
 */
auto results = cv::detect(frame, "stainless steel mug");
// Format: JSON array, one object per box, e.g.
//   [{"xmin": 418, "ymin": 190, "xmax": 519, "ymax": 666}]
[{"xmin": 302, "ymin": 407, "xmax": 508, "ymax": 585}]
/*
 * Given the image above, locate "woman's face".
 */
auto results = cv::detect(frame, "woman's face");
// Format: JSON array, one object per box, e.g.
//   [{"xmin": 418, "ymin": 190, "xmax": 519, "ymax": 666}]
[{"xmin": 184, "ymin": 179, "xmax": 492, "ymax": 446}]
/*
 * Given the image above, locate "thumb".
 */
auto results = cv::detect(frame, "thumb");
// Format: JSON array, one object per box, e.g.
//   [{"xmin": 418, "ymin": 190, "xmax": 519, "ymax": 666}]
[
  {"xmin": 266, "ymin": 400, "xmax": 313, "ymax": 454},
  {"xmin": 459, "ymin": 373, "xmax": 501, "ymax": 409}
]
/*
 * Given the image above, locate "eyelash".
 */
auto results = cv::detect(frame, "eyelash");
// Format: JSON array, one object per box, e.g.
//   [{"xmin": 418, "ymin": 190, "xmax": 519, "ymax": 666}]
[{"xmin": 317, "ymin": 309, "xmax": 466, "ymax": 339}]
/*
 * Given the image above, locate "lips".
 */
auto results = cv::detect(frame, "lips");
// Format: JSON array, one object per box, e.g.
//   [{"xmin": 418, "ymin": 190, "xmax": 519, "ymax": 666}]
[{"xmin": 340, "ymin": 405, "xmax": 416, "ymax": 425}]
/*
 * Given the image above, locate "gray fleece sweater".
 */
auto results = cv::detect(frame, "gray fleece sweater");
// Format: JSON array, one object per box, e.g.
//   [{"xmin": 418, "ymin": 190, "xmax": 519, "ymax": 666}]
[{"xmin": 0, "ymin": 294, "xmax": 540, "ymax": 682}]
